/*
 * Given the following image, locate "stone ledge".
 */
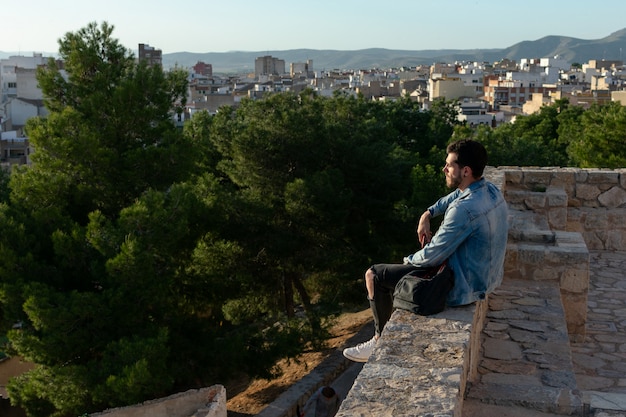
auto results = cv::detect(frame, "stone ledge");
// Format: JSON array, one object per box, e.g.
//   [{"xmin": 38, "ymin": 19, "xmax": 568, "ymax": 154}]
[
  {"xmin": 335, "ymin": 301, "xmax": 487, "ymax": 417},
  {"xmin": 505, "ymin": 227, "xmax": 590, "ymax": 341},
  {"xmin": 90, "ymin": 385, "xmax": 226, "ymax": 417},
  {"xmin": 466, "ymin": 279, "xmax": 583, "ymax": 416}
]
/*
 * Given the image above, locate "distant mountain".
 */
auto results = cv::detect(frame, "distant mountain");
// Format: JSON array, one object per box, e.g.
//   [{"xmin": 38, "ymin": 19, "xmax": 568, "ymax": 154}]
[
  {"xmin": 161, "ymin": 28, "xmax": 626, "ymax": 74},
  {"xmin": 3, "ymin": 28, "xmax": 625, "ymax": 74}
]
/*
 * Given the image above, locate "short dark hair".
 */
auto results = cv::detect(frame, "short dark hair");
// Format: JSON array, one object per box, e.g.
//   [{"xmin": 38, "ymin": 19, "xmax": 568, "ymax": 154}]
[{"xmin": 446, "ymin": 139, "xmax": 487, "ymax": 178}]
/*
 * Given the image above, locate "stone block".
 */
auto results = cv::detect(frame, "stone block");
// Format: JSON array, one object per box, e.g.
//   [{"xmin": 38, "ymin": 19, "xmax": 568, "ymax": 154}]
[
  {"xmin": 504, "ymin": 169, "xmax": 523, "ymax": 186},
  {"xmin": 620, "ymin": 169, "xmax": 626, "ymax": 188},
  {"xmin": 546, "ymin": 187, "xmax": 568, "ymax": 207},
  {"xmin": 522, "ymin": 170, "xmax": 554, "ymax": 188},
  {"xmin": 583, "ymin": 231, "xmax": 605, "ymax": 250},
  {"xmin": 586, "ymin": 170, "xmax": 620, "ymax": 184},
  {"xmin": 575, "ymin": 169, "xmax": 588, "ymax": 182},
  {"xmin": 551, "ymin": 170, "xmax": 576, "ymax": 195},
  {"xmin": 608, "ymin": 209, "xmax": 626, "ymax": 227},
  {"xmin": 584, "ymin": 209, "xmax": 609, "ymax": 229},
  {"xmin": 524, "ymin": 193, "xmax": 548, "ymax": 209},
  {"xmin": 576, "ymin": 183, "xmax": 601, "ymax": 201},
  {"xmin": 504, "ymin": 189, "xmax": 529, "ymax": 206},
  {"xmin": 548, "ymin": 207, "xmax": 567, "ymax": 230},
  {"xmin": 532, "ymin": 266, "xmax": 560, "ymax": 281},
  {"xmin": 560, "ymin": 268, "xmax": 589, "ymax": 293},
  {"xmin": 561, "ymin": 291, "xmax": 588, "ymax": 341},
  {"xmin": 607, "ymin": 230, "xmax": 626, "ymax": 251},
  {"xmin": 598, "ymin": 186, "xmax": 626, "ymax": 208}
]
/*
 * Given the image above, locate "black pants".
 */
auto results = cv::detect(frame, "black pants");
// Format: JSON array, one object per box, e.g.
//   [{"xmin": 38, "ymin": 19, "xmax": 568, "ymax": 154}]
[{"xmin": 369, "ymin": 263, "xmax": 422, "ymax": 336}]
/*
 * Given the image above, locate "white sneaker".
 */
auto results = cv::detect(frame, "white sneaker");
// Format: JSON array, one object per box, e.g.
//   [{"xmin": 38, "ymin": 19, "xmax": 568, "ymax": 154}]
[{"xmin": 343, "ymin": 336, "xmax": 377, "ymax": 362}]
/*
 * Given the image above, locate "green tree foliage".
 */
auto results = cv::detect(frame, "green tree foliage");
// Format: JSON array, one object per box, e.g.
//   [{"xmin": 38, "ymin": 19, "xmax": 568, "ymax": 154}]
[
  {"xmin": 209, "ymin": 92, "xmax": 420, "ymax": 328},
  {"xmin": 21, "ymin": 21, "xmax": 191, "ymax": 221},
  {"xmin": 563, "ymin": 101, "xmax": 626, "ymax": 168},
  {"xmin": 466, "ymin": 99, "xmax": 626, "ymax": 169},
  {"xmin": 0, "ymin": 22, "xmax": 463, "ymax": 415},
  {"xmin": 472, "ymin": 100, "xmax": 575, "ymax": 167},
  {"xmin": 0, "ymin": 22, "xmax": 201, "ymax": 416}
]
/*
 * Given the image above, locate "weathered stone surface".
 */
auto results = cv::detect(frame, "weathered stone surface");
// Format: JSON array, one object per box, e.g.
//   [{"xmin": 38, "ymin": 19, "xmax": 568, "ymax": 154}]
[
  {"xmin": 541, "ymin": 370, "xmax": 577, "ymax": 388},
  {"xmin": 588, "ymin": 171, "xmax": 620, "ymax": 185},
  {"xmin": 509, "ymin": 319, "xmax": 546, "ymax": 332},
  {"xmin": 483, "ymin": 338, "xmax": 523, "ymax": 360},
  {"xmin": 335, "ymin": 305, "xmax": 478, "ymax": 417},
  {"xmin": 488, "ymin": 309, "xmax": 527, "ymax": 320},
  {"xmin": 599, "ymin": 186, "xmax": 626, "ymax": 209},
  {"xmin": 523, "ymin": 170, "xmax": 554, "ymax": 187},
  {"xmin": 571, "ymin": 352, "xmax": 607, "ymax": 370},
  {"xmin": 561, "ymin": 268, "xmax": 590, "ymax": 292},
  {"xmin": 585, "ymin": 209, "xmax": 610, "ymax": 228},
  {"xmin": 524, "ymin": 193, "xmax": 548, "ymax": 209},
  {"xmin": 577, "ymin": 183, "xmax": 602, "ymax": 200},
  {"xmin": 478, "ymin": 358, "xmax": 537, "ymax": 375},
  {"xmin": 91, "ymin": 386, "xmax": 227, "ymax": 417}
]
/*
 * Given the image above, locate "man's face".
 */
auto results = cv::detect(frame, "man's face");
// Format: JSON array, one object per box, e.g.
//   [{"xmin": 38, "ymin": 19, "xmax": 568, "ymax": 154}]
[{"xmin": 443, "ymin": 153, "xmax": 463, "ymax": 189}]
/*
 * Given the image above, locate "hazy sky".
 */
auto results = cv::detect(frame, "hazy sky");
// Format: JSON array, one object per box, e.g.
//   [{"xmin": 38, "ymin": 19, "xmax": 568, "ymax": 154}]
[{"xmin": 3, "ymin": 0, "xmax": 626, "ymax": 54}]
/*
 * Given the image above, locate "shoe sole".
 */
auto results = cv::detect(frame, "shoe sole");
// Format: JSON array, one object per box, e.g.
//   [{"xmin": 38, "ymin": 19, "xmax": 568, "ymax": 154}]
[{"xmin": 342, "ymin": 349, "xmax": 370, "ymax": 363}]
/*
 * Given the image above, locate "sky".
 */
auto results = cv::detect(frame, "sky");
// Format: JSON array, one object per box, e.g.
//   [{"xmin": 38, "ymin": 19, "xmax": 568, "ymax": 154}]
[{"xmin": 3, "ymin": 0, "xmax": 626, "ymax": 55}]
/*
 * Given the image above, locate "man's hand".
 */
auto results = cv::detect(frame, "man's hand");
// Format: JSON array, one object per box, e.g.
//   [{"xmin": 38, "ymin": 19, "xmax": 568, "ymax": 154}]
[{"xmin": 417, "ymin": 210, "xmax": 432, "ymax": 247}]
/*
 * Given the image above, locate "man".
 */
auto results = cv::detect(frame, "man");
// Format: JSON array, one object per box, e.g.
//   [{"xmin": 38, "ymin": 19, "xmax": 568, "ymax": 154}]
[{"xmin": 343, "ymin": 139, "xmax": 508, "ymax": 362}]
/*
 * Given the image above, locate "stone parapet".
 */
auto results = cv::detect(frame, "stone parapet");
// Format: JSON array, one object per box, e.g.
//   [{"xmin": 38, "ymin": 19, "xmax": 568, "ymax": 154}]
[
  {"xmin": 465, "ymin": 279, "xmax": 583, "ymax": 416},
  {"xmin": 500, "ymin": 167, "xmax": 626, "ymax": 251},
  {"xmin": 505, "ymin": 229, "xmax": 590, "ymax": 341},
  {"xmin": 335, "ymin": 301, "xmax": 487, "ymax": 417},
  {"xmin": 90, "ymin": 385, "xmax": 226, "ymax": 417}
]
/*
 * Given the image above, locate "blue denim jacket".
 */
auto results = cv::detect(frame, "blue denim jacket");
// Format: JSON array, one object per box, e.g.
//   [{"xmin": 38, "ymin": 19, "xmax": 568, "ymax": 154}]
[{"xmin": 404, "ymin": 178, "xmax": 508, "ymax": 306}]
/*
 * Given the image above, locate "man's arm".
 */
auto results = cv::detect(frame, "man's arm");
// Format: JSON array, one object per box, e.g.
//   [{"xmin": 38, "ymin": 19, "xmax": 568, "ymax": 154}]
[
  {"xmin": 416, "ymin": 189, "xmax": 462, "ymax": 246},
  {"xmin": 406, "ymin": 203, "xmax": 472, "ymax": 267},
  {"xmin": 417, "ymin": 210, "xmax": 432, "ymax": 247}
]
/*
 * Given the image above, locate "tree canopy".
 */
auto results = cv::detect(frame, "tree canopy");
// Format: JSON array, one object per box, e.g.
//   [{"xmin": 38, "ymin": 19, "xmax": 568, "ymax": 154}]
[
  {"xmin": 465, "ymin": 98, "xmax": 626, "ymax": 169},
  {"xmin": 0, "ymin": 23, "xmax": 459, "ymax": 417}
]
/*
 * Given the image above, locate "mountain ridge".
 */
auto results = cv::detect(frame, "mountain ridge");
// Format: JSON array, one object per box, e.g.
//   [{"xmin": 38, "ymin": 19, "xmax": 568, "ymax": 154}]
[
  {"xmin": 3, "ymin": 28, "xmax": 625, "ymax": 74},
  {"xmin": 160, "ymin": 28, "xmax": 626, "ymax": 73}
]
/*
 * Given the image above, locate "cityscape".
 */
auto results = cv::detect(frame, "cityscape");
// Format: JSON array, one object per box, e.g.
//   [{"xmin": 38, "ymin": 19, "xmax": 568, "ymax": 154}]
[{"xmin": 1, "ymin": 36, "xmax": 626, "ymax": 168}]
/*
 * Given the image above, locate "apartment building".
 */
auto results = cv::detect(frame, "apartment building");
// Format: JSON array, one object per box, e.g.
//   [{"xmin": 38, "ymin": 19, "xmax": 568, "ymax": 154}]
[
  {"xmin": 483, "ymin": 75, "xmax": 558, "ymax": 109},
  {"xmin": 0, "ymin": 130, "xmax": 30, "ymax": 167},
  {"xmin": 290, "ymin": 60, "xmax": 313, "ymax": 77},
  {"xmin": 254, "ymin": 55, "xmax": 286, "ymax": 78},
  {"xmin": 138, "ymin": 43, "xmax": 162, "ymax": 67},
  {"xmin": 429, "ymin": 76, "xmax": 478, "ymax": 101},
  {"xmin": 193, "ymin": 61, "xmax": 213, "ymax": 77},
  {"xmin": 0, "ymin": 54, "xmax": 48, "ymax": 166}
]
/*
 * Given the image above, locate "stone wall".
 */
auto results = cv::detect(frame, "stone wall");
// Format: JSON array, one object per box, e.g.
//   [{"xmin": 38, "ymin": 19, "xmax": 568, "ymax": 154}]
[
  {"xmin": 504, "ymin": 229, "xmax": 589, "ymax": 341},
  {"xmin": 489, "ymin": 167, "xmax": 593, "ymax": 341},
  {"xmin": 335, "ymin": 302, "xmax": 487, "ymax": 417},
  {"xmin": 501, "ymin": 167, "xmax": 626, "ymax": 251},
  {"xmin": 90, "ymin": 385, "xmax": 226, "ymax": 417}
]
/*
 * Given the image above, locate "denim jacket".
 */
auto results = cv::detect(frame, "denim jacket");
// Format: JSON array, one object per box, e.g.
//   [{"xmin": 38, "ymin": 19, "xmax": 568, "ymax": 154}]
[{"xmin": 404, "ymin": 178, "xmax": 508, "ymax": 306}]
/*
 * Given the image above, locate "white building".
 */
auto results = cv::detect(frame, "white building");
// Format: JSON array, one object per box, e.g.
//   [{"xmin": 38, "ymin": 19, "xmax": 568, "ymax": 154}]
[{"xmin": 0, "ymin": 53, "xmax": 52, "ymax": 135}]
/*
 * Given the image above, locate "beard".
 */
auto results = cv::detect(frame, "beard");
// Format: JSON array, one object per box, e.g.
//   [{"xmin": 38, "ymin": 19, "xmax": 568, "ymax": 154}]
[{"xmin": 446, "ymin": 173, "xmax": 462, "ymax": 189}]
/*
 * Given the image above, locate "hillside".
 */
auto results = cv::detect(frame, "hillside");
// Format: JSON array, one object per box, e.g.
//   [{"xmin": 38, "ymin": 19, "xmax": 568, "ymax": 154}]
[
  {"xmin": 159, "ymin": 28, "xmax": 626, "ymax": 73},
  {"xmin": 2, "ymin": 28, "xmax": 625, "ymax": 74}
]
